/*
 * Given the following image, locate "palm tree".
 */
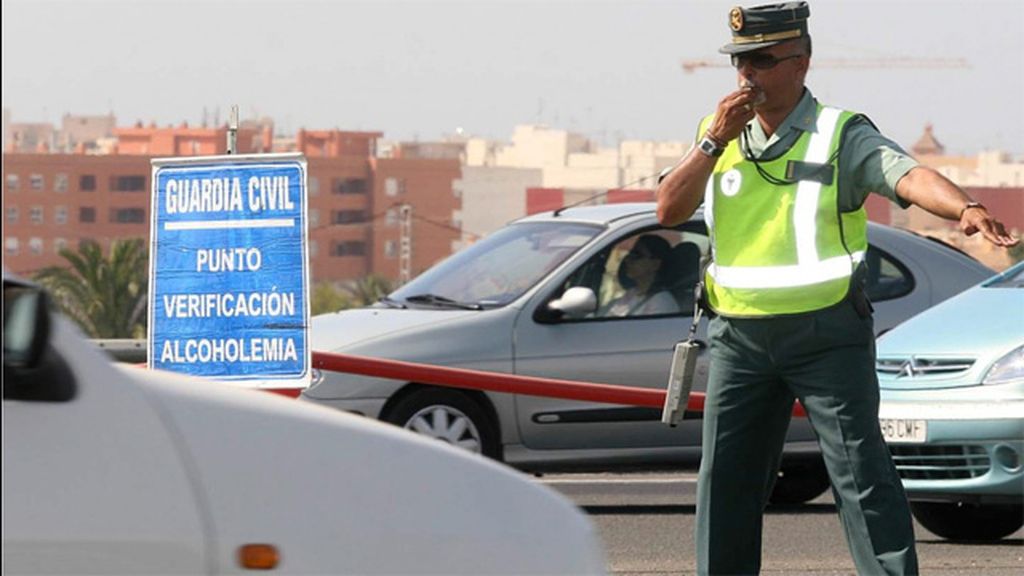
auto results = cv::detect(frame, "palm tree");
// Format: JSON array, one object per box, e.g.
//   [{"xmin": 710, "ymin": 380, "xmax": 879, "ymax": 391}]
[
  {"xmin": 35, "ymin": 239, "xmax": 149, "ymax": 338},
  {"xmin": 344, "ymin": 274, "xmax": 393, "ymax": 307}
]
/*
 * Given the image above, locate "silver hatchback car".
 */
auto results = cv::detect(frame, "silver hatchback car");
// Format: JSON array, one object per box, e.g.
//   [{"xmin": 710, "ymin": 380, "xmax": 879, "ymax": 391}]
[{"xmin": 303, "ymin": 203, "xmax": 993, "ymax": 503}]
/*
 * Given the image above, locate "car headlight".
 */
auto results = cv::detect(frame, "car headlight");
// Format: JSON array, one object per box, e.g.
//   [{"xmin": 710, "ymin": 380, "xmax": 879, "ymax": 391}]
[{"xmin": 982, "ymin": 344, "xmax": 1024, "ymax": 386}]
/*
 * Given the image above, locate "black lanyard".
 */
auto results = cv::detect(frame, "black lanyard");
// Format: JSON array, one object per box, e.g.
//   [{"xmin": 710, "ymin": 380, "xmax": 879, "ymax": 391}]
[{"xmin": 740, "ymin": 124, "xmax": 840, "ymax": 186}]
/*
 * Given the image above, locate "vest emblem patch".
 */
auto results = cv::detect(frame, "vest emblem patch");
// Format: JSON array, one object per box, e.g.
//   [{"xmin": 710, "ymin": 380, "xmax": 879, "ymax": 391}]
[{"xmin": 721, "ymin": 169, "xmax": 743, "ymax": 197}]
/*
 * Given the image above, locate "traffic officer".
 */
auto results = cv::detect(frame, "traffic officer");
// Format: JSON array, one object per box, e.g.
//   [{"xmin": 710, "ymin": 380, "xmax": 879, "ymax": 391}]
[{"xmin": 656, "ymin": 2, "xmax": 1019, "ymax": 575}]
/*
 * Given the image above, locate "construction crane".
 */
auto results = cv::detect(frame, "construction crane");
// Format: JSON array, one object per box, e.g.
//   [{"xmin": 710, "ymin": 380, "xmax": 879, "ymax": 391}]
[{"xmin": 682, "ymin": 57, "xmax": 970, "ymax": 73}]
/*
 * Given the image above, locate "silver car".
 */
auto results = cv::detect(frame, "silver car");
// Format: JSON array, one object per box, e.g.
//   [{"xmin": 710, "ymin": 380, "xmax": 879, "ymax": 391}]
[{"xmin": 303, "ymin": 203, "xmax": 993, "ymax": 503}]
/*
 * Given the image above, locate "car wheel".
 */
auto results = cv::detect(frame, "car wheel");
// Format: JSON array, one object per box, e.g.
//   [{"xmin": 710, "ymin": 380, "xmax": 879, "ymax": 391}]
[
  {"xmin": 384, "ymin": 388, "xmax": 501, "ymax": 460},
  {"xmin": 769, "ymin": 459, "xmax": 832, "ymax": 505},
  {"xmin": 910, "ymin": 502, "xmax": 1024, "ymax": 541}
]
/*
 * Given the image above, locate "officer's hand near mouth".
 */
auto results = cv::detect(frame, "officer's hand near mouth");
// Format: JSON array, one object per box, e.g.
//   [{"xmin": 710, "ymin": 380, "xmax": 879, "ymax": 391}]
[{"xmin": 703, "ymin": 84, "xmax": 759, "ymax": 146}]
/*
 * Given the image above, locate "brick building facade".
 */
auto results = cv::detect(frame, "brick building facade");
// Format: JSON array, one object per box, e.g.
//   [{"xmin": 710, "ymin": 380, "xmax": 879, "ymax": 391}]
[{"xmin": 2, "ymin": 127, "xmax": 462, "ymax": 284}]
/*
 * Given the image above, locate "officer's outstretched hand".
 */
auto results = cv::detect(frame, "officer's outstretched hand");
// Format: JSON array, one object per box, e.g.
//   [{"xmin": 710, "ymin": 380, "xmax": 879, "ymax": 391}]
[{"xmin": 960, "ymin": 206, "xmax": 1019, "ymax": 247}]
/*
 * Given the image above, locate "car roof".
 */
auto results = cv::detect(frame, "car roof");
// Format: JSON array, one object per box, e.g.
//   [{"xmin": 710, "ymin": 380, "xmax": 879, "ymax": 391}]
[
  {"xmin": 514, "ymin": 202, "xmax": 989, "ymax": 269},
  {"xmin": 516, "ymin": 201, "xmax": 916, "ymax": 234},
  {"xmin": 514, "ymin": 202, "xmax": 659, "ymax": 226},
  {"xmin": 516, "ymin": 202, "xmax": 714, "ymax": 228}
]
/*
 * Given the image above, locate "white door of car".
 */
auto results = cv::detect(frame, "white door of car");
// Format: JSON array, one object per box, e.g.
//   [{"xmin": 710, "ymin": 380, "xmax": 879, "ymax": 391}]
[
  {"xmin": 3, "ymin": 315, "xmax": 207, "ymax": 574},
  {"xmin": 513, "ymin": 224, "xmax": 711, "ymax": 451}
]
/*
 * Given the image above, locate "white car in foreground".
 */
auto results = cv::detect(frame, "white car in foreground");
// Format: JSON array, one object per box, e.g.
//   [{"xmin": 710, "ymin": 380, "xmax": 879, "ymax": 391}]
[{"xmin": 2, "ymin": 275, "xmax": 606, "ymax": 575}]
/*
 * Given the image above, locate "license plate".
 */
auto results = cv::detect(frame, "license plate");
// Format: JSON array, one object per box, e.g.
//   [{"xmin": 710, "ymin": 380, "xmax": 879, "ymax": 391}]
[{"xmin": 879, "ymin": 418, "xmax": 927, "ymax": 443}]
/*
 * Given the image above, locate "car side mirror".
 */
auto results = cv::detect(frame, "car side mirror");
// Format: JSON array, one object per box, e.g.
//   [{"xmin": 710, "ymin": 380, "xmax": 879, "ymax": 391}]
[
  {"xmin": 3, "ymin": 284, "xmax": 76, "ymax": 402},
  {"xmin": 4, "ymin": 286, "xmax": 51, "ymax": 367},
  {"xmin": 543, "ymin": 287, "xmax": 598, "ymax": 321}
]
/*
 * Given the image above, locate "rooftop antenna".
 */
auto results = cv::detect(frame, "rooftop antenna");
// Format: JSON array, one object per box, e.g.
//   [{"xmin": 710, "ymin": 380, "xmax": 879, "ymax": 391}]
[
  {"xmin": 552, "ymin": 170, "xmax": 667, "ymax": 217},
  {"xmin": 552, "ymin": 189, "xmax": 612, "ymax": 217}
]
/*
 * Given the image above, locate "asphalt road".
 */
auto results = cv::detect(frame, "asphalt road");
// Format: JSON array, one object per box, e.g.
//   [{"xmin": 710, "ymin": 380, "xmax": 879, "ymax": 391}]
[{"xmin": 541, "ymin": 472, "xmax": 1024, "ymax": 575}]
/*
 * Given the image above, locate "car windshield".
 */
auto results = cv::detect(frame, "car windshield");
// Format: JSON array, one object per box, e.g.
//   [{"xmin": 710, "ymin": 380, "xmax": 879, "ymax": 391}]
[
  {"xmin": 389, "ymin": 222, "xmax": 601, "ymax": 308},
  {"xmin": 984, "ymin": 262, "xmax": 1024, "ymax": 288}
]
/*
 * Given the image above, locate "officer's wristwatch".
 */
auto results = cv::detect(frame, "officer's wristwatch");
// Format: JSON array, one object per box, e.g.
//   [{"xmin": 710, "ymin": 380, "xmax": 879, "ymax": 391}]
[
  {"xmin": 697, "ymin": 133, "xmax": 725, "ymax": 158},
  {"xmin": 959, "ymin": 201, "xmax": 986, "ymax": 219}
]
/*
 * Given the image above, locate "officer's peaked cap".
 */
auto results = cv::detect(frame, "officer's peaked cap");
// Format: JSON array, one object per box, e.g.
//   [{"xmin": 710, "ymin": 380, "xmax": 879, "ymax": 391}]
[{"xmin": 719, "ymin": 2, "xmax": 811, "ymax": 55}]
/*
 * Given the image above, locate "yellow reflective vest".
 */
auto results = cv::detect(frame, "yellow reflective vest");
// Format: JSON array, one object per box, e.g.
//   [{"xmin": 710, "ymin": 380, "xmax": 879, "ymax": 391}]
[{"xmin": 700, "ymin": 104, "xmax": 867, "ymax": 317}]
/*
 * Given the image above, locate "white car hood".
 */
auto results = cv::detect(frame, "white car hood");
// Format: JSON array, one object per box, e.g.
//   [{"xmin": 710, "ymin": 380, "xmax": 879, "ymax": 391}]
[
  {"xmin": 311, "ymin": 307, "xmax": 480, "ymax": 352},
  {"xmin": 126, "ymin": 366, "xmax": 605, "ymax": 574}
]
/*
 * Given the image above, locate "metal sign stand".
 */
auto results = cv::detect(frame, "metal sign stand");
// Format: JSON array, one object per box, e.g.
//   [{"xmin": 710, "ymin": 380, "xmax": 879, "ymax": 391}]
[{"xmin": 227, "ymin": 105, "xmax": 238, "ymax": 154}]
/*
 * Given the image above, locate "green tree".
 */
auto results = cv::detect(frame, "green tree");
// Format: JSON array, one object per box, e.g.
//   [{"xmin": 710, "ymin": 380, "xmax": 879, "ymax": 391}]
[
  {"xmin": 310, "ymin": 276, "xmax": 394, "ymax": 316},
  {"xmin": 344, "ymin": 274, "xmax": 393, "ymax": 307},
  {"xmin": 34, "ymin": 239, "xmax": 149, "ymax": 338},
  {"xmin": 311, "ymin": 282, "xmax": 353, "ymax": 315}
]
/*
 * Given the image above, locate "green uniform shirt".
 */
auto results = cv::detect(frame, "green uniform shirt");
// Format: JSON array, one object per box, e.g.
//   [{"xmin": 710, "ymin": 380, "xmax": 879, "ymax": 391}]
[{"xmin": 738, "ymin": 89, "xmax": 916, "ymax": 211}]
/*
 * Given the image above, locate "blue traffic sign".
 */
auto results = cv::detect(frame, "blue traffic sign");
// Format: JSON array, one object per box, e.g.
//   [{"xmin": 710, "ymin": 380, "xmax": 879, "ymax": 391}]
[{"xmin": 148, "ymin": 154, "xmax": 310, "ymax": 387}]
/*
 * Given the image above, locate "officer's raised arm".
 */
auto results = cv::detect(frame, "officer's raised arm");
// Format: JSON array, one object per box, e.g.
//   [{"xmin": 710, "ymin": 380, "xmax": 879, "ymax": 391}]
[
  {"xmin": 655, "ymin": 138, "xmax": 715, "ymax": 227},
  {"xmin": 657, "ymin": 66, "xmax": 763, "ymax": 226}
]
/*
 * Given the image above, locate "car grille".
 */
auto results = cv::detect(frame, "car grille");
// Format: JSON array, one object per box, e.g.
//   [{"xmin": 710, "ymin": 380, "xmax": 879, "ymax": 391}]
[
  {"xmin": 889, "ymin": 445, "xmax": 990, "ymax": 480},
  {"xmin": 876, "ymin": 357, "xmax": 975, "ymax": 378}
]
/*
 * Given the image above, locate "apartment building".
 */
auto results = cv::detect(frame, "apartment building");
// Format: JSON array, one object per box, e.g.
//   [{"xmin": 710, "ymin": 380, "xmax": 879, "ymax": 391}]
[
  {"xmin": 2, "ymin": 126, "xmax": 462, "ymax": 284},
  {"xmin": 3, "ymin": 153, "xmax": 152, "ymax": 274},
  {"xmin": 5, "ymin": 113, "xmax": 117, "ymax": 154}
]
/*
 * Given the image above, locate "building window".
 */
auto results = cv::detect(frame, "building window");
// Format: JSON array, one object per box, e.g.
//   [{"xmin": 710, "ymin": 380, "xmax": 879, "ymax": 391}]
[
  {"xmin": 332, "ymin": 210, "xmax": 368, "ymax": 224},
  {"xmin": 110, "ymin": 175, "xmax": 147, "ymax": 192},
  {"xmin": 80, "ymin": 174, "xmax": 97, "ymax": 191},
  {"xmin": 6, "ymin": 206, "xmax": 18, "ymax": 224},
  {"xmin": 54, "ymin": 237, "xmax": 68, "ymax": 254},
  {"xmin": 5, "ymin": 237, "xmax": 19, "ymax": 256},
  {"xmin": 110, "ymin": 207, "xmax": 146, "ymax": 223},
  {"xmin": 333, "ymin": 178, "xmax": 368, "ymax": 195},
  {"xmin": 78, "ymin": 238, "xmax": 97, "ymax": 250},
  {"xmin": 384, "ymin": 240, "xmax": 398, "ymax": 258},
  {"xmin": 54, "ymin": 173, "xmax": 69, "ymax": 193},
  {"xmin": 30, "ymin": 206, "xmax": 44, "ymax": 224},
  {"xmin": 386, "ymin": 208, "xmax": 398, "ymax": 226},
  {"xmin": 309, "ymin": 208, "xmax": 320, "ymax": 227},
  {"xmin": 30, "ymin": 174, "xmax": 44, "ymax": 191},
  {"xmin": 29, "ymin": 237, "xmax": 43, "ymax": 255},
  {"xmin": 385, "ymin": 177, "xmax": 404, "ymax": 197},
  {"xmin": 55, "ymin": 205, "xmax": 68, "ymax": 225},
  {"xmin": 6, "ymin": 174, "xmax": 19, "ymax": 191},
  {"xmin": 309, "ymin": 240, "xmax": 318, "ymax": 258},
  {"xmin": 331, "ymin": 241, "xmax": 367, "ymax": 257},
  {"xmin": 79, "ymin": 207, "xmax": 96, "ymax": 223},
  {"xmin": 309, "ymin": 177, "xmax": 320, "ymax": 196}
]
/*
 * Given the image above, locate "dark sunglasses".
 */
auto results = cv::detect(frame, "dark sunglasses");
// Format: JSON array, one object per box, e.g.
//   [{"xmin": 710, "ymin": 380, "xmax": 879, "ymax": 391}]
[{"xmin": 731, "ymin": 52, "xmax": 804, "ymax": 70}]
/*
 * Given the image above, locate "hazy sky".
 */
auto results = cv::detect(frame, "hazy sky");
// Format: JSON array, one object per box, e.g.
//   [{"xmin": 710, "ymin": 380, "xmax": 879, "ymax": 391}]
[{"xmin": 3, "ymin": 0, "xmax": 1023, "ymax": 155}]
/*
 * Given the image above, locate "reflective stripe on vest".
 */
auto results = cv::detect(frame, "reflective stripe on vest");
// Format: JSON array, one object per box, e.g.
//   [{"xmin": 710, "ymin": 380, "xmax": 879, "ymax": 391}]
[
  {"xmin": 708, "ymin": 250, "xmax": 864, "ymax": 289},
  {"xmin": 702, "ymin": 105, "xmax": 866, "ymax": 316}
]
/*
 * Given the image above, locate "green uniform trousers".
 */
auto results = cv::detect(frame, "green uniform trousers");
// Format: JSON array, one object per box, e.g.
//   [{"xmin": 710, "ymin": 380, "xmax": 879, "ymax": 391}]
[{"xmin": 696, "ymin": 300, "xmax": 918, "ymax": 575}]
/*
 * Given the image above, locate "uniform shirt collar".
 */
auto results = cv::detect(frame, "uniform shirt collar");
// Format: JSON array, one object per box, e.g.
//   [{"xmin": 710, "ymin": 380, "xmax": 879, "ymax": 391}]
[{"xmin": 744, "ymin": 89, "xmax": 817, "ymax": 157}]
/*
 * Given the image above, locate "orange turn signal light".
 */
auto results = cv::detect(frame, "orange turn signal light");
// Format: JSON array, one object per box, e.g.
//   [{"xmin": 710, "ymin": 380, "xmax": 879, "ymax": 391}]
[{"xmin": 238, "ymin": 544, "xmax": 280, "ymax": 570}]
